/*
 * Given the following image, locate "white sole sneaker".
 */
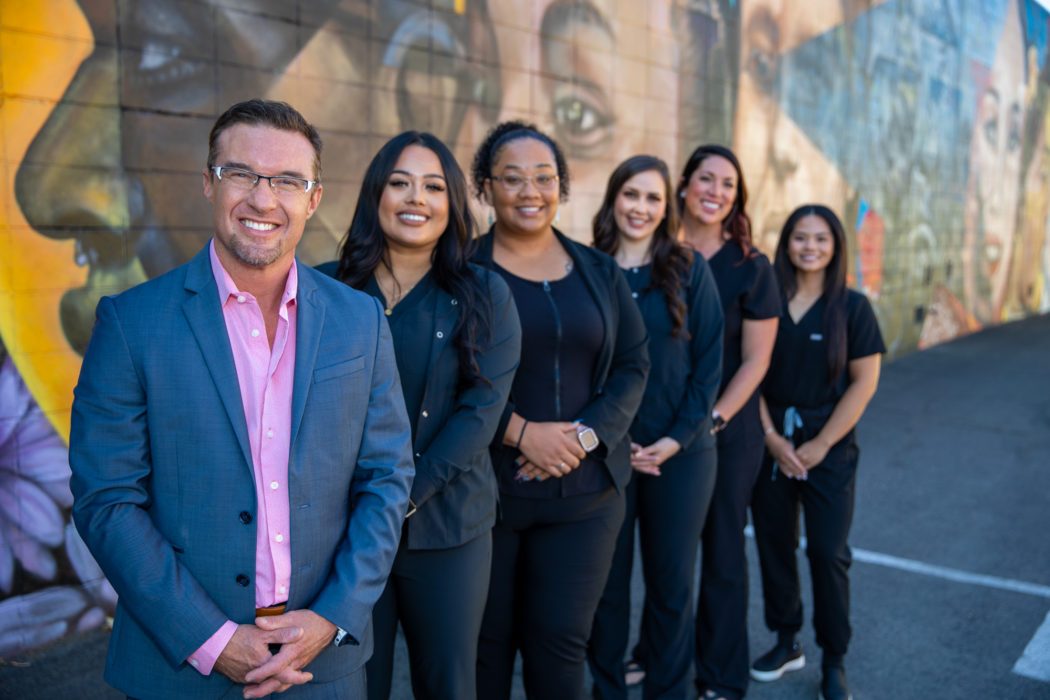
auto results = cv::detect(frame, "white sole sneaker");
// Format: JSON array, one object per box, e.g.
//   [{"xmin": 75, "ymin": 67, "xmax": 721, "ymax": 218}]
[{"xmin": 750, "ymin": 653, "xmax": 806, "ymax": 682}]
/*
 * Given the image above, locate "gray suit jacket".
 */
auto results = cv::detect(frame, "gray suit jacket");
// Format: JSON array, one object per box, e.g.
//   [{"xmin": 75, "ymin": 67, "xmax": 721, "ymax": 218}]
[{"xmin": 70, "ymin": 245, "xmax": 415, "ymax": 699}]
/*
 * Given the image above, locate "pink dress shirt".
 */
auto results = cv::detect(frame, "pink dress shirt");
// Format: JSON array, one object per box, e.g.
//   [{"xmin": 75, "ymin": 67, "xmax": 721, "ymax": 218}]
[{"xmin": 187, "ymin": 241, "xmax": 298, "ymax": 674}]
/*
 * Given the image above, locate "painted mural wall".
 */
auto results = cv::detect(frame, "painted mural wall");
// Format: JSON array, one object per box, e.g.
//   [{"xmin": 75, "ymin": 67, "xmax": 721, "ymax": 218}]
[{"xmin": 1, "ymin": 0, "xmax": 1047, "ymax": 657}]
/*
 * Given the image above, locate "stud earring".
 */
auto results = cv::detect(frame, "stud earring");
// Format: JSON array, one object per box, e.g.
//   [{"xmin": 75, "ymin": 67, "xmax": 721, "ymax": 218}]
[
  {"xmin": 488, "ymin": 210, "xmax": 494, "ymax": 227},
  {"xmin": 555, "ymin": 209, "xmax": 561, "ymax": 225}
]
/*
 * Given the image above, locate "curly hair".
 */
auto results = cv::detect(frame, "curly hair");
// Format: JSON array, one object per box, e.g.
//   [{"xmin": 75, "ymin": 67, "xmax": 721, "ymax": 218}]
[
  {"xmin": 676, "ymin": 144, "xmax": 754, "ymax": 257},
  {"xmin": 593, "ymin": 155, "xmax": 693, "ymax": 338},
  {"xmin": 470, "ymin": 120, "xmax": 570, "ymax": 203},
  {"xmin": 334, "ymin": 131, "xmax": 491, "ymax": 391}
]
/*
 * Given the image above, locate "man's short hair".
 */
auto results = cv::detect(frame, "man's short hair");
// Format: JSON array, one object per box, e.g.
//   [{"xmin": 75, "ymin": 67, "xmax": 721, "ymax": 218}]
[{"xmin": 207, "ymin": 99, "xmax": 323, "ymax": 179}]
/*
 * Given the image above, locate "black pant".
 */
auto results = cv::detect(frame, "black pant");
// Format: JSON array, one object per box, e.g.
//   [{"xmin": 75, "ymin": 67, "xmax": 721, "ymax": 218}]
[
  {"xmin": 694, "ymin": 435, "xmax": 765, "ymax": 700},
  {"xmin": 751, "ymin": 437, "xmax": 858, "ymax": 658},
  {"xmin": 589, "ymin": 446, "xmax": 717, "ymax": 700},
  {"xmin": 477, "ymin": 487, "xmax": 625, "ymax": 700},
  {"xmin": 367, "ymin": 532, "xmax": 492, "ymax": 700}
]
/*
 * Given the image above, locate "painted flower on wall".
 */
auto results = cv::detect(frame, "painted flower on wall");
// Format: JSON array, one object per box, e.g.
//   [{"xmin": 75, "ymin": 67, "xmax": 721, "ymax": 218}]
[
  {"xmin": 0, "ymin": 353, "xmax": 116, "ymax": 657},
  {"xmin": 0, "ymin": 354, "xmax": 72, "ymax": 592}
]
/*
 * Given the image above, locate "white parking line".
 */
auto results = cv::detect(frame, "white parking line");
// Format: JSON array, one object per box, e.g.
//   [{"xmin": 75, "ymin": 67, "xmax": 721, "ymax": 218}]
[
  {"xmin": 743, "ymin": 525, "xmax": 1050, "ymax": 599},
  {"xmin": 743, "ymin": 525, "xmax": 1050, "ymax": 682},
  {"xmin": 1013, "ymin": 611, "xmax": 1050, "ymax": 682}
]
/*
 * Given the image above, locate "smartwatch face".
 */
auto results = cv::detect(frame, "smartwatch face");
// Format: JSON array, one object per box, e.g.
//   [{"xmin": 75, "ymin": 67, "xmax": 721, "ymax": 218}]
[{"xmin": 578, "ymin": 426, "xmax": 599, "ymax": 452}]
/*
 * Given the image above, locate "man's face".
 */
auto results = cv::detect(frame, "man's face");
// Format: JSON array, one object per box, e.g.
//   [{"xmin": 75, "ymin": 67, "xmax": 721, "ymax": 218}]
[{"xmin": 203, "ymin": 124, "xmax": 322, "ymax": 278}]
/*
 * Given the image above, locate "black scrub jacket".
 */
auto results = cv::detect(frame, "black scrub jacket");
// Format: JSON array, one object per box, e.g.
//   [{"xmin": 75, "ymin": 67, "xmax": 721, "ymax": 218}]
[
  {"xmin": 473, "ymin": 229, "xmax": 651, "ymax": 494},
  {"xmin": 622, "ymin": 255, "xmax": 724, "ymax": 451},
  {"xmin": 319, "ymin": 260, "xmax": 522, "ymax": 550}
]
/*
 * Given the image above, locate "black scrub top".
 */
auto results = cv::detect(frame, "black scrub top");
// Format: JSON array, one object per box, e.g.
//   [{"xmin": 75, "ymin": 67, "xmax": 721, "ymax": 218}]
[
  {"xmin": 707, "ymin": 242, "xmax": 781, "ymax": 443},
  {"xmin": 763, "ymin": 289, "xmax": 885, "ymax": 414},
  {"xmin": 623, "ymin": 259, "xmax": 724, "ymax": 452},
  {"xmin": 364, "ymin": 273, "xmax": 435, "ymax": 435},
  {"xmin": 495, "ymin": 264, "xmax": 611, "ymax": 498}
]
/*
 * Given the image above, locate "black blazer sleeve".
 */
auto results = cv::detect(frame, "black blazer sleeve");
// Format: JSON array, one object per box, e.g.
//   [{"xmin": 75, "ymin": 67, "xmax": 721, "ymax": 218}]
[
  {"xmin": 574, "ymin": 247, "xmax": 650, "ymax": 462},
  {"xmin": 410, "ymin": 271, "xmax": 521, "ymax": 506},
  {"xmin": 666, "ymin": 255, "xmax": 724, "ymax": 451}
]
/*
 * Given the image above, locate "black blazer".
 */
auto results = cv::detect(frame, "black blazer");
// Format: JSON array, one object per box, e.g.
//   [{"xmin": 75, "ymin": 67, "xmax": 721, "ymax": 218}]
[
  {"xmin": 627, "ymin": 254, "xmax": 724, "ymax": 453},
  {"xmin": 319, "ymin": 262, "xmax": 521, "ymax": 549},
  {"xmin": 473, "ymin": 230, "xmax": 650, "ymax": 492}
]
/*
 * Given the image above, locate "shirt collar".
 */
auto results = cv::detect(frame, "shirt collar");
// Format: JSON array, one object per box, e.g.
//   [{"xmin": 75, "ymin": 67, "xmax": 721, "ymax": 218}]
[{"xmin": 209, "ymin": 239, "xmax": 299, "ymax": 308}]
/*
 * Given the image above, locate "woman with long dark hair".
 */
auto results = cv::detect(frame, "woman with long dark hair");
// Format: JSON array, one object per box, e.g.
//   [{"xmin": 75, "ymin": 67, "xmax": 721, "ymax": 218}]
[
  {"xmin": 587, "ymin": 155, "xmax": 724, "ymax": 699},
  {"xmin": 678, "ymin": 144, "xmax": 780, "ymax": 700},
  {"xmin": 320, "ymin": 131, "xmax": 521, "ymax": 700},
  {"xmin": 470, "ymin": 121, "xmax": 649, "ymax": 700},
  {"xmin": 750, "ymin": 205, "xmax": 884, "ymax": 700}
]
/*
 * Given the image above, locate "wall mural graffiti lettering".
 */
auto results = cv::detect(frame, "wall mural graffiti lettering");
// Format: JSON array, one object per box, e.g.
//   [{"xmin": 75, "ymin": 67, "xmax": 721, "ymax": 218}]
[{"xmin": 1, "ymin": 0, "xmax": 1047, "ymax": 656}]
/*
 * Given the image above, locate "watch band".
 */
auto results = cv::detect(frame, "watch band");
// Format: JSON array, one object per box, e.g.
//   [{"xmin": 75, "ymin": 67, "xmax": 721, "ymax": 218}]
[{"xmin": 332, "ymin": 626, "xmax": 349, "ymax": 647}]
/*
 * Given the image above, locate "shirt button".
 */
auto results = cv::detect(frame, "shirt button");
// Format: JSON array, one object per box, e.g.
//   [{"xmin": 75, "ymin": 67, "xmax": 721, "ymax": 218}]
[
  {"xmin": 251, "ymin": 329, "xmax": 260, "ymax": 338},
  {"xmin": 275, "ymin": 533, "xmax": 284, "ymax": 543},
  {"xmin": 267, "ymin": 429, "xmax": 274, "ymax": 438},
  {"xmin": 270, "ymin": 481, "xmax": 279, "ymax": 490},
  {"xmin": 436, "ymin": 331, "xmax": 444, "ymax": 339},
  {"xmin": 632, "ymin": 267, "xmax": 639, "ymax": 273},
  {"xmin": 189, "ymin": 659, "xmax": 199, "ymax": 668},
  {"xmin": 421, "ymin": 410, "xmax": 429, "ymax": 418},
  {"xmin": 279, "ymin": 585, "xmax": 287, "ymax": 594},
  {"xmin": 239, "ymin": 511, "xmax": 252, "ymax": 524},
  {"xmin": 237, "ymin": 295, "xmax": 246, "ymax": 303},
  {"xmin": 631, "ymin": 292, "xmax": 639, "ymax": 298}
]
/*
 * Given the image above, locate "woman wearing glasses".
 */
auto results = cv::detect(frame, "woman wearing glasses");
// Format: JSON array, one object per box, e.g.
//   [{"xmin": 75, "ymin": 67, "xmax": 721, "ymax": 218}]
[
  {"xmin": 319, "ymin": 131, "xmax": 521, "ymax": 700},
  {"xmin": 470, "ymin": 121, "xmax": 649, "ymax": 700}
]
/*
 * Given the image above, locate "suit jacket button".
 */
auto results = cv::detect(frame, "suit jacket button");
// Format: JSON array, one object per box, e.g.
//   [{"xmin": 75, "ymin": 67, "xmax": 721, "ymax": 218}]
[
  {"xmin": 236, "ymin": 574, "xmax": 250, "ymax": 587},
  {"xmin": 239, "ymin": 511, "xmax": 252, "ymax": 524}
]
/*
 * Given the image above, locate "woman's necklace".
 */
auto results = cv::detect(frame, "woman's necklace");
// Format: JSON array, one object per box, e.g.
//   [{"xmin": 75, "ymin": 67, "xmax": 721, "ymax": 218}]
[{"xmin": 379, "ymin": 271, "xmax": 422, "ymax": 315}]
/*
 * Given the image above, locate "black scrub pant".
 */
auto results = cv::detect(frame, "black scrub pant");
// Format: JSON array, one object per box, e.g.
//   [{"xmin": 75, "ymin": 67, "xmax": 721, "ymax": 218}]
[
  {"xmin": 750, "ymin": 437, "xmax": 858, "ymax": 660},
  {"xmin": 367, "ymin": 532, "xmax": 492, "ymax": 700},
  {"xmin": 477, "ymin": 487, "xmax": 625, "ymax": 700},
  {"xmin": 589, "ymin": 446, "xmax": 717, "ymax": 700},
  {"xmin": 694, "ymin": 434, "xmax": 765, "ymax": 700}
]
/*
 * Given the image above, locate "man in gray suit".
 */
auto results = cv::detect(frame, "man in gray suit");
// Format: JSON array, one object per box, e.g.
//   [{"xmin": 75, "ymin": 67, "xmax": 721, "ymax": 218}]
[{"xmin": 70, "ymin": 99, "xmax": 414, "ymax": 699}]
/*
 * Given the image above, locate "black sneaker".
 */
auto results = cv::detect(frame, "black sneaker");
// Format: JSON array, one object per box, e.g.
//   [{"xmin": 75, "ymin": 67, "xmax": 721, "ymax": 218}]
[
  {"xmin": 818, "ymin": 666, "xmax": 852, "ymax": 700},
  {"xmin": 749, "ymin": 641, "xmax": 805, "ymax": 682}
]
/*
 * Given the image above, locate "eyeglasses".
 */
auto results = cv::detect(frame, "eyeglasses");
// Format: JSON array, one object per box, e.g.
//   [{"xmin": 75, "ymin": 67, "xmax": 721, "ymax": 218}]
[
  {"xmin": 211, "ymin": 166, "xmax": 319, "ymax": 195},
  {"xmin": 489, "ymin": 173, "xmax": 559, "ymax": 192}
]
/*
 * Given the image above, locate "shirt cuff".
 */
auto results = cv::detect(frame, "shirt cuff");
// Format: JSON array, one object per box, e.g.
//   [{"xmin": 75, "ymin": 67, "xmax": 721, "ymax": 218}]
[{"xmin": 187, "ymin": 620, "xmax": 238, "ymax": 676}]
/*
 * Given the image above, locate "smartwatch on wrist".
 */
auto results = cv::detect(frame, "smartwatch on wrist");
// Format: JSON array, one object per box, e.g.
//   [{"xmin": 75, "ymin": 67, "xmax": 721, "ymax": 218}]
[
  {"xmin": 577, "ymin": 425, "xmax": 599, "ymax": 452},
  {"xmin": 331, "ymin": 626, "xmax": 350, "ymax": 647},
  {"xmin": 709, "ymin": 410, "xmax": 726, "ymax": 435}
]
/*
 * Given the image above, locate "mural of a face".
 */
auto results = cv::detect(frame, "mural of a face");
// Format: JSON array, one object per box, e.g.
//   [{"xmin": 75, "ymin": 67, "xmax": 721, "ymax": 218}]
[
  {"xmin": 11, "ymin": 0, "xmax": 337, "ymax": 372},
  {"xmin": 733, "ymin": 0, "xmax": 859, "ymax": 256},
  {"xmin": 963, "ymin": 0, "xmax": 1025, "ymax": 324},
  {"xmin": 462, "ymin": 0, "xmax": 680, "ymax": 240}
]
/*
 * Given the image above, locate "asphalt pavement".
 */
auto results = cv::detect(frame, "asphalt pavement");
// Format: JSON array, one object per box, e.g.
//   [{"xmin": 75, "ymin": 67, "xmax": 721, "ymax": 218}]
[{"xmin": 3, "ymin": 314, "xmax": 1049, "ymax": 699}]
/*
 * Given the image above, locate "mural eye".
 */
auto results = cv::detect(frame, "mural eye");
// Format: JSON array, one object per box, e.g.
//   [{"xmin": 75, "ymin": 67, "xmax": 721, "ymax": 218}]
[
  {"xmin": 551, "ymin": 88, "xmax": 614, "ymax": 157},
  {"xmin": 746, "ymin": 47, "xmax": 777, "ymax": 95},
  {"xmin": 982, "ymin": 116, "xmax": 998, "ymax": 149}
]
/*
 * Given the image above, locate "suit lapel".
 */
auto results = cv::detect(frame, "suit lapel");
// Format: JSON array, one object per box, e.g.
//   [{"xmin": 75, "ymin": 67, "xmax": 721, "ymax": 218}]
[
  {"xmin": 290, "ymin": 262, "xmax": 322, "ymax": 453},
  {"xmin": 182, "ymin": 248, "xmax": 253, "ymax": 473}
]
